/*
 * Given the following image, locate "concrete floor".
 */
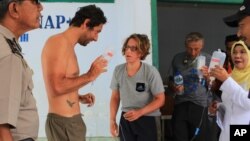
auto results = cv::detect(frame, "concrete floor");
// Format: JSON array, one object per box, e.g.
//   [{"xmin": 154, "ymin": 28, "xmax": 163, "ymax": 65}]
[{"xmin": 38, "ymin": 137, "xmax": 120, "ymax": 141}]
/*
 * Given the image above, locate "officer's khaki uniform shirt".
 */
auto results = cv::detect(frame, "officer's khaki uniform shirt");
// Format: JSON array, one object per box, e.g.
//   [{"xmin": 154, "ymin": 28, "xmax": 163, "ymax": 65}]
[{"xmin": 0, "ymin": 25, "xmax": 39, "ymax": 140}]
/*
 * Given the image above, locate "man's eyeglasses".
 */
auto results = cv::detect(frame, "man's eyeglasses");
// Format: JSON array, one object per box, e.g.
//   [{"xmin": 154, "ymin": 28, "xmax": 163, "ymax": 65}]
[{"xmin": 125, "ymin": 45, "xmax": 138, "ymax": 52}]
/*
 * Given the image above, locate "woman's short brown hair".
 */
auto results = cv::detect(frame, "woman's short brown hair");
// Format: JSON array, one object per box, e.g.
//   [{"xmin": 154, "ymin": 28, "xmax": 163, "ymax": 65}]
[{"xmin": 122, "ymin": 33, "xmax": 150, "ymax": 60}]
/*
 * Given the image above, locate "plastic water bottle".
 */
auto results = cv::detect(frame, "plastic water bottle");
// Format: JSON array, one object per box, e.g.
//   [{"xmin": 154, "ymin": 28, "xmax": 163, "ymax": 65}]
[
  {"xmin": 174, "ymin": 71, "xmax": 184, "ymax": 95},
  {"xmin": 197, "ymin": 55, "xmax": 206, "ymax": 83},
  {"xmin": 208, "ymin": 49, "xmax": 226, "ymax": 87},
  {"xmin": 102, "ymin": 47, "xmax": 114, "ymax": 61},
  {"xmin": 92, "ymin": 48, "xmax": 114, "ymax": 86}
]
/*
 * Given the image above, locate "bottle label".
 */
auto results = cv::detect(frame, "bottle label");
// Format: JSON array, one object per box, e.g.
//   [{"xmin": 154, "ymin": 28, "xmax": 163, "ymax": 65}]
[
  {"xmin": 211, "ymin": 58, "xmax": 220, "ymax": 63},
  {"xmin": 209, "ymin": 57, "xmax": 220, "ymax": 70},
  {"xmin": 174, "ymin": 76, "xmax": 183, "ymax": 85}
]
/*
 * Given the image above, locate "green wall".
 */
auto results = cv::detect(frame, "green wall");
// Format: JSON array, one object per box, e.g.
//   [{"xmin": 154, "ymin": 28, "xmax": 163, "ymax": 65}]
[
  {"xmin": 151, "ymin": 0, "xmax": 159, "ymax": 68},
  {"xmin": 158, "ymin": 0, "xmax": 243, "ymax": 4}
]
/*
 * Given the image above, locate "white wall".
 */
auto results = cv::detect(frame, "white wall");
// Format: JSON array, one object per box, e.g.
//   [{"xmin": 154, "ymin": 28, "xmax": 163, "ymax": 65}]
[{"xmin": 21, "ymin": 0, "xmax": 152, "ymax": 137}]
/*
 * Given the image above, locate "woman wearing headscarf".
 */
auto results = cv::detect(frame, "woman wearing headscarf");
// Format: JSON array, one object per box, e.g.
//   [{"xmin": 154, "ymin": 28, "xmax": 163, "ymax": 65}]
[{"xmin": 209, "ymin": 40, "xmax": 250, "ymax": 141}]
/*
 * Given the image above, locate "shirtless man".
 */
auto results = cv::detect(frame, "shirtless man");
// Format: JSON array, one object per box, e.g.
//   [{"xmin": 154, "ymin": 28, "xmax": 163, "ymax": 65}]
[{"xmin": 41, "ymin": 5, "xmax": 107, "ymax": 141}]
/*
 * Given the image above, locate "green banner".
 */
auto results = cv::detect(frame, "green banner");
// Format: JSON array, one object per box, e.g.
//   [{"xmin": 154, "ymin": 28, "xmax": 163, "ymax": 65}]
[
  {"xmin": 41, "ymin": 0, "xmax": 114, "ymax": 3},
  {"xmin": 158, "ymin": 0, "xmax": 243, "ymax": 4}
]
